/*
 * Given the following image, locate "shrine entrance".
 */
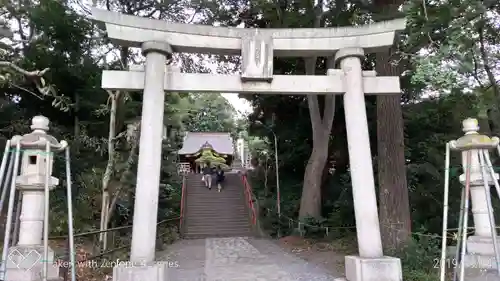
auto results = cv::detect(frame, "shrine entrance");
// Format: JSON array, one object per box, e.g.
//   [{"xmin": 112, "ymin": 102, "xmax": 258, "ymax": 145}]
[
  {"xmin": 92, "ymin": 7, "xmax": 406, "ymax": 281},
  {"xmin": 177, "ymin": 132, "xmax": 234, "ymax": 173}
]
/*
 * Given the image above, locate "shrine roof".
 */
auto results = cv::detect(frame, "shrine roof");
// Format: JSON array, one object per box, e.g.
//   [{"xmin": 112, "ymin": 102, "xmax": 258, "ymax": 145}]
[{"xmin": 178, "ymin": 132, "xmax": 233, "ymax": 155}]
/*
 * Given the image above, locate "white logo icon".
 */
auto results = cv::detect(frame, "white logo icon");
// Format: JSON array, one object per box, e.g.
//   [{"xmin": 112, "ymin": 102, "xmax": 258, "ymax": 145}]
[{"xmin": 8, "ymin": 249, "xmax": 42, "ymax": 271}]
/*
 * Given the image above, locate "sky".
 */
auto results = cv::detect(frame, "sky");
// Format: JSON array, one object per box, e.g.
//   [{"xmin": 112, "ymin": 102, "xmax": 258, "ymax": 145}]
[{"xmin": 221, "ymin": 93, "xmax": 253, "ymax": 117}]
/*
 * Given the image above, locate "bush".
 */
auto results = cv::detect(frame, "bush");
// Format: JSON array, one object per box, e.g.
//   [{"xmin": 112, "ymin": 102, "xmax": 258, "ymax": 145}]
[{"xmin": 396, "ymin": 236, "xmax": 441, "ymax": 281}]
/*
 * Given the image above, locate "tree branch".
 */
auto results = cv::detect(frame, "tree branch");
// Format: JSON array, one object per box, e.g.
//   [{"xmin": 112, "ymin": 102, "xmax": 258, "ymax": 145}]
[
  {"xmin": 0, "ymin": 61, "xmax": 49, "ymax": 77},
  {"xmin": 472, "ymin": 53, "xmax": 485, "ymax": 88}
]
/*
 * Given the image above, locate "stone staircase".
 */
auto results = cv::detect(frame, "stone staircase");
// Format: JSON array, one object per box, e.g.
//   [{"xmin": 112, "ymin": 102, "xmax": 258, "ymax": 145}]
[{"xmin": 182, "ymin": 172, "xmax": 252, "ymax": 239}]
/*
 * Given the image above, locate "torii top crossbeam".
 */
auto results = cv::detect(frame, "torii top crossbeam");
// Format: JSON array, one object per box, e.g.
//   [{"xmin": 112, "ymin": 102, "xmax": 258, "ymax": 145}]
[
  {"xmin": 92, "ymin": 9, "xmax": 406, "ymax": 95},
  {"xmin": 91, "ymin": 8, "xmax": 405, "ymax": 57}
]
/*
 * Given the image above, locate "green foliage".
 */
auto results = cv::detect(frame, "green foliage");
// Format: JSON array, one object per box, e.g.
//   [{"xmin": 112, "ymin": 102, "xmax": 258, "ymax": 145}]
[
  {"xmin": 0, "ymin": 0, "xmax": 193, "ymax": 238},
  {"xmin": 181, "ymin": 93, "xmax": 237, "ymax": 134},
  {"xmin": 396, "ymin": 236, "xmax": 441, "ymax": 281},
  {"xmin": 407, "ymin": 0, "xmax": 499, "ymax": 105}
]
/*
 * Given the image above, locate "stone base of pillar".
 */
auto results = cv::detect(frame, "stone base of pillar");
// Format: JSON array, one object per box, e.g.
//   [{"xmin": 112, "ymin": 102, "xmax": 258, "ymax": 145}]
[
  {"xmin": 447, "ymin": 245, "xmax": 499, "ymax": 277},
  {"xmin": 468, "ymin": 235, "xmax": 500, "ymax": 256},
  {"xmin": 344, "ymin": 255, "xmax": 402, "ymax": 281},
  {"xmin": 463, "ymin": 253, "xmax": 497, "ymax": 269},
  {"xmin": 113, "ymin": 262, "xmax": 168, "ymax": 281},
  {"xmin": 4, "ymin": 245, "xmax": 60, "ymax": 281},
  {"xmin": 462, "ymin": 268, "xmax": 500, "ymax": 281},
  {"xmin": 462, "ymin": 235, "xmax": 500, "ymax": 272}
]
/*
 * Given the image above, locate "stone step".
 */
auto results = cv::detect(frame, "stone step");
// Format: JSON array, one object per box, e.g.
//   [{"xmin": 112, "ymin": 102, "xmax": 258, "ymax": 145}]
[
  {"xmin": 187, "ymin": 190, "xmax": 243, "ymax": 194},
  {"xmin": 186, "ymin": 200, "xmax": 246, "ymax": 205},
  {"xmin": 183, "ymin": 231, "xmax": 252, "ymax": 239},
  {"xmin": 187, "ymin": 198, "xmax": 244, "ymax": 201},
  {"xmin": 187, "ymin": 183, "xmax": 243, "ymax": 186},
  {"xmin": 188, "ymin": 192, "xmax": 245, "ymax": 196},
  {"xmin": 186, "ymin": 183, "xmax": 243, "ymax": 188},
  {"xmin": 186, "ymin": 204, "xmax": 246, "ymax": 209},
  {"xmin": 186, "ymin": 192, "xmax": 244, "ymax": 197},
  {"xmin": 185, "ymin": 223, "xmax": 250, "ymax": 229},
  {"xmin": 187, "ymin": 191, "xmax": 243, "ymax": 195},
  {"xmin": 184, "ymin": 211, "xmax": 247, "ymax": 216},
  {"xmin": 186, "ymin": 204, "xmax": 245, "ymax": 208},
  {"xmin": 185, "ymin": 227, "xmax": 251, "ymax": 232},
  {"xmin": 187, "ymin": 187, "xmax": 243, "ymax": 189},
  {"xmin": 186, "ymin": 209, "xmax": 246, "ymax": 213},
  {"xmin": 186, "ymin": 200, "xmax": 245, "ymax": 204},
  {"xmin": 186, "ymin": 205, "xmax": 246, "ymax": 209},
  {"xmin": 185, "ymin": 221, "xmax": 250, "ymax": 229},
  {"xmin": 184, "ymin": 217, "xmax": 249, "ymax": 222},
  {"xmin": 186, "ymin": 203, "xmax": 246, "ymax": 208},
  {"xmin": 187, "ymin": 187, "xmax": 243, "ymax": 191},
  {"xmin": 187, "ymin": 186, "xmax": 242, "ymax": 189},
  {"xmin": 187, "ymin": 192, "xmax": 243, "ymax": 196},
  {"xmin": 184, "ymin": 227, "xmax": 250, "ymax": 232},
  {"xmin": 185, "ymin": 221, "xmax": 250, "ymax": 228},
  {"xmin": 187, "ymin": 178, "xmax": 242, "ymax": 182},
  {"xmin": 184, "ymin": 215, "xmax": 249, "ymax": 221},
  {"xmin": 186, "ymin": 197, "xmax": 245, "ymax": 201},
  {"xmin": 185, "ymin": 208, "xmax": 247, "ymax": 213}
]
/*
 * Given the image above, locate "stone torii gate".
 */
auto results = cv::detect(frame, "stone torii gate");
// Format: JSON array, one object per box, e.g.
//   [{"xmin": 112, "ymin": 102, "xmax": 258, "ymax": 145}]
[{"xmin": 92, "ymin": 8, "xmax": 405, "ymax": 281}]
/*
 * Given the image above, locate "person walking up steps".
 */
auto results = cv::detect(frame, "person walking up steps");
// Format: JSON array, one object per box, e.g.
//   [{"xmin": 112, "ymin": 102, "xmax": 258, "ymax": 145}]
[
  {"xmin": 202, "ymin": 162, "xmax": 213, "ymax": 189},
  {"xmin": 215, "ymin": 165, "xmax": 225, "ymax": 192}
]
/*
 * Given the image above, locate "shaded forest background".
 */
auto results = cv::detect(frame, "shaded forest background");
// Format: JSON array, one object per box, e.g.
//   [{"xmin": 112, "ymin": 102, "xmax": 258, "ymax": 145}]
[{"xmin": 0, "ymin": 0, "xmax": 499, "ymax": 280}]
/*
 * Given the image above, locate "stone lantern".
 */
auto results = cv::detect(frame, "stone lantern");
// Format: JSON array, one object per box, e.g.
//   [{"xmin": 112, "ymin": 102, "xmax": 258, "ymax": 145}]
[
  {"xmin": 5, "ymin": 116, "xmax": 63, "ymax": 281},
  {"xmin": 450, "ymin": 118, "xmax": 500, "ymax": 272}
]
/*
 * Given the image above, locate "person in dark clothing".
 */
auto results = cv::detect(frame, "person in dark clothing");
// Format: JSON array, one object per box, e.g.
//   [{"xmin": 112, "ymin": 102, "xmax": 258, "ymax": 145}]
[
  {"xmin": 202, "ymin": 162, "xmax": 213, "ymax": 189},
  {"xmin": 215, "ymin": 165, "xmax": 225, "ymax": 192}
]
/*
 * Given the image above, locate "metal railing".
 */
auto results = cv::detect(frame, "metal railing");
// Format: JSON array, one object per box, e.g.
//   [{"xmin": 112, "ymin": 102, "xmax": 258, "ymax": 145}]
[
  {"xmin": 48, "ymin": 216, "xmax": 180, "ymax": 281},
  {"xmin": 242, "ymin": 174, "xmax": 257, "ymax": 226},
  {"xmin": 179, "ymin": 175, "xmax": 187, "ymax": 233}
]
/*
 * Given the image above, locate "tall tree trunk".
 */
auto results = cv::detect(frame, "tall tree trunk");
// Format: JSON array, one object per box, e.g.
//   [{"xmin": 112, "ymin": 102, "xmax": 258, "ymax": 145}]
[
  {"xmin": 375, "ymin": 45, "xmax": 412, "ymax": 251},
  {"xmin": 372, "ymin": 0, "xmax": 411, "ymax": 252},
  {"xmin": 105, "ymin": 122, "xmax": 140, "ymax": 228},
  {"xmin": 298, "ymin": 0, "xmax": 339, "ymax": 220},
  {"xmin": 299, "ymin": 55, "xmax": 336, "ymax": 219},
  {"xmin": 99, "ymin": 90, "xmax": 120, "ymax": 250},
  {"xmin": 300, "ymin": 142, "xmax": 329, "ymax": 218}
]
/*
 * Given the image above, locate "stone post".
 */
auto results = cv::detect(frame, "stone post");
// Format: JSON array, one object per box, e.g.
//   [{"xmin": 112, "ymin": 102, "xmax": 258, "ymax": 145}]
[
  {"xmin": 5, "ymin": 116, "xmax": 60, "ymax": 281},
  {"xmin": 335, "ymin": 48, "xmax": 402, "ymax": 281},
  {"xmin": 113, "ymin": 41, "xmax": 171, "ymax": 281}
]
